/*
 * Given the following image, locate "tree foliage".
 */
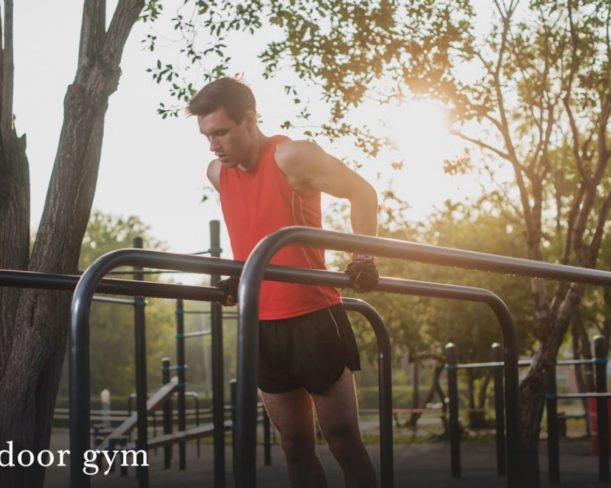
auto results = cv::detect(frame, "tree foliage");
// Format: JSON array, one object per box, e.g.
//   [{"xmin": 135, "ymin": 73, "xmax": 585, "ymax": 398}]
[{"xmin": 145, "ymin": 1, "xmax": 609, "ymax": 483}]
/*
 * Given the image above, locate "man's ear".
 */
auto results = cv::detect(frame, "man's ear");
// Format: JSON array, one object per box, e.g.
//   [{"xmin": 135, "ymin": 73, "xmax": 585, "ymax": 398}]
[{"xmin": 244, "ymin": 110, "xmax": 257, "ymax": 129}]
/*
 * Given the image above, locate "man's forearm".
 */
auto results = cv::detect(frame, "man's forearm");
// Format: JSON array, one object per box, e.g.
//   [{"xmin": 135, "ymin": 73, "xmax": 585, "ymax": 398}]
[{"xmin": 349, "ymin": 188, "xmax": 378, "ymax": 237}]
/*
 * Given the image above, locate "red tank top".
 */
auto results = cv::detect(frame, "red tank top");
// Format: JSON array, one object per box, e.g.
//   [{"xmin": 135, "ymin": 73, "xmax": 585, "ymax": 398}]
[{"xmin": 220, "ymin": 135, "xmax": 341, "ymax": 320}]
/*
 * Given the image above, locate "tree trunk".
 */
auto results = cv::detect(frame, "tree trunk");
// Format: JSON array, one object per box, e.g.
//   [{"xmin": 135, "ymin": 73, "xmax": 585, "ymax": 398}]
[
  {"xmin": 572, "ymin": 308, "xmax": 595, "ymax": 392},
  {"xmin": 0, "ymin": 2, "xmax": 144, "ymax": 486},
  {"xmin": 518, "ymin": 283, "xmax": 585, "ymax": 487}
]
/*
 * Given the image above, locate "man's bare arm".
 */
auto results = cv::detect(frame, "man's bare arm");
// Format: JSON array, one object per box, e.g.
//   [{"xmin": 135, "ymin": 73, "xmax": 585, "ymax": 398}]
[{"xmin": 275, "ymin": 140, "xmax": 378, "ymax": 236}]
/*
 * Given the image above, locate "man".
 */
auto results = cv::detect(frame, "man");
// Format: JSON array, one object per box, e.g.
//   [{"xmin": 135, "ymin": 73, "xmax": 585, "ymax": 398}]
[{"xmin": 188, "ymin": 77, "xmax": 379, "ymax": 488}]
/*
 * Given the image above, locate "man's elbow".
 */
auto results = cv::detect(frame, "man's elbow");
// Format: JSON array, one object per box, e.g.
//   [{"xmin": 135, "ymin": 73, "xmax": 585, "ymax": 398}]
[
  {"xmin": 351, "ymin": 182, "xmax": 378, "ymax": 208},
  {"xmin": 364, "ymin": 182, "xmax": 378, "ymax": 207}
]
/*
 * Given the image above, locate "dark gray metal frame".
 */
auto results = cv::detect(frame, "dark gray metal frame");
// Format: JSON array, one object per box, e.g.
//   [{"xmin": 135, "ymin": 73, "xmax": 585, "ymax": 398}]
[
  {"xmin": 235, "ymin": 226, "xmax": 611, "ymax": 488},
  {"xmin": 342, "ymin": 297, "xmax": 394, "ymax": 488},
  {"xmin": 69, "ymin": 250, "xmax": 518, "ymax": 487},
  {"xmin": 446, "ymin": 339, "xmax": 608, "ymax": 483}
]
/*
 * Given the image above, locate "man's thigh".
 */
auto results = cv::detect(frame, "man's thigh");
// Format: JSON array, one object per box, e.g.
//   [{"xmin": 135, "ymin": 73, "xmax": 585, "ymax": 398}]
[
  {"xmin": 312, "ymin": 368, "xmax": 361, "ymax": 437},
  {"xmin": 261, "ymin": 388, "xmax": 316, "ymax": 443}
]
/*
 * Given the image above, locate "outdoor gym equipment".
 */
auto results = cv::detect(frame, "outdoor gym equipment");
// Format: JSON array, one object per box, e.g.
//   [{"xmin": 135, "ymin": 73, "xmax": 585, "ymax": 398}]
[
  {"xmin": 70, "ymin": 249, "xmax": 520, "ymax": 488},
  {"xmin": 234, "ymin": 225, "xmax": 611, "ymax": 488}
]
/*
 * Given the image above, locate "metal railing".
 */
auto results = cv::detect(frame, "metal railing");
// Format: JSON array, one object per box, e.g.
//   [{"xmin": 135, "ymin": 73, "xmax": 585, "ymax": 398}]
[
  {"xmin": 5, "ymin": 225, "xmax": 609, "ymax": 487},
  {"xmin": 235, "ymin": 226, "xmax": 611, "ymax": 488},
  {"xmin": 342, "ymin": 297, "xmax": 393, "ymax": 488},
  {"xmin": 68, "ymin": 249, "xmax": 519, "ymax": 488}
]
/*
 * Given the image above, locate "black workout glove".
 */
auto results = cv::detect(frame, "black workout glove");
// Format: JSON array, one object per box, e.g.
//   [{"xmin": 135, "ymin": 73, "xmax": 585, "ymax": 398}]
[
  {"xmin": 216, "ymin": 276, "xmax": 239, "ymax": 306},
  {"xmin": 345, "ymin": 254, "xmax": 379, "ymax": 292}
]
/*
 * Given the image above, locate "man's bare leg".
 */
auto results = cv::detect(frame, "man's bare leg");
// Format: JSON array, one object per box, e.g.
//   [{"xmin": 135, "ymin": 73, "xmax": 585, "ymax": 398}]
[
  {"xmin": 261, "ymin": 388, "xmax": 328, "ymax": 488},
  {"xmin": 313, "ymin": 368, "xmax": 378, "ymax": 488}
]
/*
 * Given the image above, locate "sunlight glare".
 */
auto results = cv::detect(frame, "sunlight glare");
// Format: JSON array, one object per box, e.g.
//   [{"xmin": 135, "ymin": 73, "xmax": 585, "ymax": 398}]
[
  {"xmin": 375, "ymin": 98, "xmax": 478, "ymax": 220},
  {"xmin": 386, "ymin": 98, "xmax": 449, "ymax": 170}
]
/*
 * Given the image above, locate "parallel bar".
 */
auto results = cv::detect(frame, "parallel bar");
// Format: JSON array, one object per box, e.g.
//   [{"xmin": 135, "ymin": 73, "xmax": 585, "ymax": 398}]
[
  {"xmin": 236, "ymin": 227, "xmax": 523, "ymax": 488},
  {"xmin": 0, "ymin": 269, "xmax": 226, "ymax": 301},
  {"xmin": 210, "ymin": 219, "xmax": 226, "ymax": 488},
  {"xmin": 230, "ymin": 379, "xmax": 237, "ymax": 475},
  {"xmin": 343, "ymin": 298, "xmax": 394, "ymax": 488},
  {"xmin": 446, "ymin": 344, "xmax": 461, "ymax": 478},
  {"xmin": 595, "ymin": 336, "xmax": 609, "ymax": 482},
  {"xmin": 175, "ymin": 298, "xmax": 187, "ymax": 469},
  {"xmin": 68, "ymin": 252, "xmax": 511, "ymax": 486},
  {"xmin": 546, "ymin": 364, "xmax": 560, "ymax": 484},
  {"xmin": 491, "ymin": 343, "xmax": 506, "ymax": 477},
  {"xmin": 132, "ymin": 237, "xmax": 149, "ymax": 488},
  {"xmin": 161, "ymin": 357, "xmax": 173, "ymax": 469},
  {"xmin": 250, "ymin": 227, "xmax": 611, "ymax": 285},
  {"xmin": 66, "ymin": 224, "xmax": 611, "ymax": 487}
]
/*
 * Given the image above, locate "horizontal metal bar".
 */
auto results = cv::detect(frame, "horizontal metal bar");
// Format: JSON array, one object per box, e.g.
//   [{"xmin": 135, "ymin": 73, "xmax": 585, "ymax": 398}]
[
  {"xmin": 453, "ymin": 358, "xmax": 599, "ymax": 370},
  {"xmin": 259, "ymin": 227, "xmax": 610, "ymax": 286},
  {"xmin": 553, "ymin": 392, "xmax": 611, "ymax": 399},
  {"xmin": 93, "ymin": 296, "xmax": 137, "ymax": 305},
  {"xmin": 1, "ymin": 261, "xmax": 508, "ymax": 304},
  {"xmin": 0, "ymin": 269, "xmax": 226, "ymax": 302},
  {"xmin": 181, "ymin": 330, "xmax": 211, "ymax": 338}
]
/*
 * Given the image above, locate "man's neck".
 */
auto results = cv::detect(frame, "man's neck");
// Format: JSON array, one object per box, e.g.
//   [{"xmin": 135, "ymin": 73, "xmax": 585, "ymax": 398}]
[{"xmin": 239, "ymin": 131, "xmax": 268, "ymax": 172}]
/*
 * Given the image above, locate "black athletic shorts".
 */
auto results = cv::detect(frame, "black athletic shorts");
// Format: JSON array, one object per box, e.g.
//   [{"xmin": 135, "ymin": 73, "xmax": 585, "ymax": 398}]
[{"xmin": 258, "ymin": 304, "xmax": 361, "ymax": 395}]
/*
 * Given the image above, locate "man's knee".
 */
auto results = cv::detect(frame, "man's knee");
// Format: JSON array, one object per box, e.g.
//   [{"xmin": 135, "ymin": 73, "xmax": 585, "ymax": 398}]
[
  {"xmin": 280, "ymin": 435, "xmax": 316, "ymax": 464},
  {"xmin": 324, "ymin": 425, "xmax": 364, "ymax": 464}
]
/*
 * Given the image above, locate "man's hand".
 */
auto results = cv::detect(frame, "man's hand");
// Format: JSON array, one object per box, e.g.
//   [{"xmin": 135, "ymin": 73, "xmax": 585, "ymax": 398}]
[
  {"xmin": 216, "ymin": 276, "xmax": 239, "ymax": 306},
  {"xmin": 345, "ymin": 254, "xmax": 379, "ymax": 292}
]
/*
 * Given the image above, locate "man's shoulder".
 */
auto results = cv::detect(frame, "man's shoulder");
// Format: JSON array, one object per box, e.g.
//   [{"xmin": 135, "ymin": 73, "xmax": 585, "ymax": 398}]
[{"xmin": 275, "ymin": 139, "xmax": 322, "ymax": 172}]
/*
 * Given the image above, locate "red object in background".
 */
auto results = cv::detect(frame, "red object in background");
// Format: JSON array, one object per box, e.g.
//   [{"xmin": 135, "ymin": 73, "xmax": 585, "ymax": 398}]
[{"xmin": 587, "ymin": 397, "xmax": 611, "ymax": 455}]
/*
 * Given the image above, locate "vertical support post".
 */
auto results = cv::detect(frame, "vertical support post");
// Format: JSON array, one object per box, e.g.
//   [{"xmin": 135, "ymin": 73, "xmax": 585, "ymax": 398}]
[
  {"xmin": 210, "ymin": 219, "xmax": 226, "ymax": 487},
  {"xmin": 230, "ymin": 379, "xmax": 238, "ymax": 474},
  {"xmin": 594, "ymin": 335, "xmax": 609, "ymax": 482},
  {"xmin": 161, "ymin": 357, "xmax": 173, "ymax": 469},
  {"xmin": 262, "ymin": 407, "xmax": 272, "ymax": 466},
  {"xmin": 176, "ymin": 298, "xmax": 187, "ymax": 469},
  {"xmin": 132, "ymin": 236, "xmax": 149, "ymax": 488},
  {"xmin": 491, "ymin": 343, "xmax": 506, "ymax": 477},
  {"xmin": 546, "ymin": 363, "xmax": 560, "ymax": 484},
  {"xmin": 445, "ymin": 343, "xmax": 461, "ymax": 478}
]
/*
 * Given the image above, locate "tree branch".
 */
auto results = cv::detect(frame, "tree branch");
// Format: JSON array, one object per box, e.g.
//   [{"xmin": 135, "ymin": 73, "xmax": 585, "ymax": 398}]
[
  {"xmin": 594, "ymin": 92, "xmax": 610, "ymax": 183},
  {"xmin": 77, "ymin": 0, "xmax": 106, "ymax": 81},
  {"xmin": 451, "ymin": 130, "xmax": 511, "ymax": 160},
  {"xmin": 0, "ymin": 1, "xmax": 4, "ymax": 90},
  {"xmin": 563, "ymin": 0, "xmax": 592, "ymax": 187},
  {"xmin": 588, "ymin": 190, "xmax": 611, "ymax": 266},
  {"xmin": 483, "ymin": 113, "xmax": 504, "ymax": 133},
  {"xmin": 102, "ymin": 0, "xmax": 147, "ymax": 67},
  {"xmin": 561, "ymin": 184, "xmax": 585, "ymax": 264},
  {"xmin": 1, "ymin": 0, "xmax": 14, "ymax": 136},
  {"xmin": 564, "ymin": 97, "xmax": 591, "ymax": 185},
  {"xmin": 492, "ymin": 0, "xmax": 521, "ymax": 168}
]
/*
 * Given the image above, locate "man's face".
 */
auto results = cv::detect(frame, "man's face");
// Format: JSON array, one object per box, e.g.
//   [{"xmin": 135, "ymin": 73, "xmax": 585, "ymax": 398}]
[{"xmin": 198, "ymin": 108, "xmax": 253, "ymax": 169}]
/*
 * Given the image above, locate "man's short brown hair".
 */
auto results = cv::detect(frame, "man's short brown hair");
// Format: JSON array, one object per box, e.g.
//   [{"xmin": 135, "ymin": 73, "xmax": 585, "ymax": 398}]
[{"xmin": 187, "ymin": 77, "xmax": 256, "ymax": 122}]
